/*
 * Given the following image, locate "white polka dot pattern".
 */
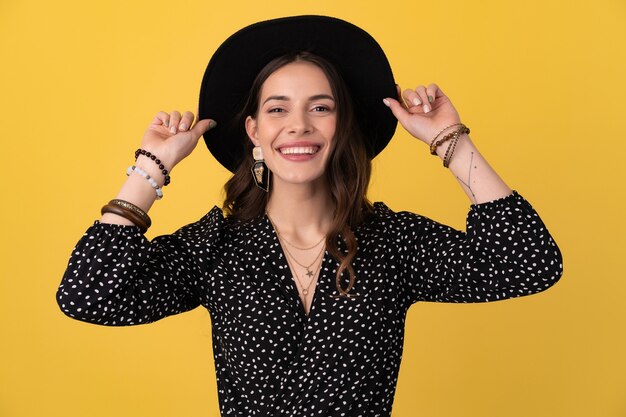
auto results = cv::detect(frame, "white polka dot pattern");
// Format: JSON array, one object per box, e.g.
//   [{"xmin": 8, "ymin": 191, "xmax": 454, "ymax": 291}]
[{"xmin": 57, "ymin": 191, "xmax": 562, "ymax": 416}]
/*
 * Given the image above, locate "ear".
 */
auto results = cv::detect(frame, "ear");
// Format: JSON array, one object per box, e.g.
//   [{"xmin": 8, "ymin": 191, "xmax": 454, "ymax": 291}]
[{"xmin": 245, "ymin": 116, "xmax": 260, "ymax": 147}]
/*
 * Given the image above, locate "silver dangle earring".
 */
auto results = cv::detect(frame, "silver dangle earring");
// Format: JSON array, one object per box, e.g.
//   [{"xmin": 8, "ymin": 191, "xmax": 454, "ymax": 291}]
[{"xmin": 251, "ymin": 146, "xmax": 270, "ymax": 192}]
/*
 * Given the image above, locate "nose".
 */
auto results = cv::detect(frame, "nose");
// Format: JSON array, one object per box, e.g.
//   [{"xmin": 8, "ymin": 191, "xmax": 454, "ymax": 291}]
[{"xmin": 287, "ymin": 109, "xmax": 313, "ymax": 135}]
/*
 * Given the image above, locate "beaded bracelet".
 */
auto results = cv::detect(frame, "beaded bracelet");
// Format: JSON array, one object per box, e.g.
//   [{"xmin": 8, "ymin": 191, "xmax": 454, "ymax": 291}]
[
  {"xmin": 443, "ymin": 136, "xmax": 460, "ymax": 168},
  {"xmin": 134, "ymin": 149, "xmax": 171, "ymax": 186},
  {"xmin": 430, "ymin": 130, "xmax": 459, "ymax": 155},
  {"xmin": 429, "ymin": 123, "xmax": 464, "ymax": 154},
  {"xmin": 101, "ymin": 204, "xmax": 149, "ymax": 233},
  {"xmin": 443, "ymin": 128, "xmax": 462, "ymax": 168},
  {"xmin": 109, "ymin": 199, "xmax": 151, "ymax": 228},
  {"xmin": 443, "ymin": 125, "xmax": 470, "ymax": 168},
  {"xmin": 126, "ymin": 165, "xmax": 164, "ymax": 199}
]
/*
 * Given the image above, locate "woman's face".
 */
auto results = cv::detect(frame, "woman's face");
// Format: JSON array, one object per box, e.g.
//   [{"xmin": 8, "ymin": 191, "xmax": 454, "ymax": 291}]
[{"xmin": 245, "ymin": 61, "xmax": 336, "ymax": 189}]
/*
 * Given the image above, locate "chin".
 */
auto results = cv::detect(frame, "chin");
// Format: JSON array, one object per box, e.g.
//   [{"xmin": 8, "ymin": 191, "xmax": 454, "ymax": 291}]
[{"xmin": 273, "ymin": 170, "xmax": 327, "ymax": 187}]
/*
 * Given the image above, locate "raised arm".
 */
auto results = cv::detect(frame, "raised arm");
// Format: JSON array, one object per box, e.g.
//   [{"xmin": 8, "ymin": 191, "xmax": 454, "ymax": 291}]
[
  {"xmin": 57, "ymin": 111, "xmax": 217, "ymax": 326},
  {"xmin": 382, "ymin": 86, "xmax": 562, "ymax": 305},
  {"xmin": 388, "ymin": 193, "xmax": 563, "ymax": 306},
  {"xmin": 384, "ymin": 84, "xmax": 510, "ymax": 205},
  {"xmin": 102, "ymin": 111, "xmax": 215, "ymax": 224}
]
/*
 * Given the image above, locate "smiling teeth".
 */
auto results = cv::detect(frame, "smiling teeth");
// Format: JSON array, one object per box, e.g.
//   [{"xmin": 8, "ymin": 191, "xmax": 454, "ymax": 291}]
[{"xmin": 280, "ymin": 146, "xmax": 319, "ymax": 155}]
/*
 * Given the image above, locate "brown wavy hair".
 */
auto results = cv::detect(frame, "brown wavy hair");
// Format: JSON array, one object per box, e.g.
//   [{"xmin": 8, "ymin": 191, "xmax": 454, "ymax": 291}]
[{"xmin": 223, "ymin": 52, "xmax": 373, "ymax": 297}]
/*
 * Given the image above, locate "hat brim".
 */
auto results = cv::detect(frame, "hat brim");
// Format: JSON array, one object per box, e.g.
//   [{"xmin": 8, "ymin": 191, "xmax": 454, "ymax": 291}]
[{"xmin": 199, "ymin": 15, "xmax": 397, "ymax": 173}]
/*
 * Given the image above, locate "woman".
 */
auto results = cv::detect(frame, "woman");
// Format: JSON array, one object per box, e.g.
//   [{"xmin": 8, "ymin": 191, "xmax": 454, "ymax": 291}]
[{"xmin": 57, "ymin": 15, "xmax": 562, "ymax": 417}]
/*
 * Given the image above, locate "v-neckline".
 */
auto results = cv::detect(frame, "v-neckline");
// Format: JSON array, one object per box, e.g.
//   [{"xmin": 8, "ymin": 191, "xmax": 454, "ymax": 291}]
[{"xmin": 262, "ymin": 214, "xmax": 326, "ymax": 323}]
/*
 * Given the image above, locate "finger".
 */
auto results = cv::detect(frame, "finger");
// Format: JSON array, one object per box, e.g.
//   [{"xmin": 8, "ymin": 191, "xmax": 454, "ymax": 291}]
[
  {"xmin": 169, "ymin": 111, "xmax": 182, "ymax": 134},
  {"xmin": 383, "ymin": 98, "xmax": 412, "ymax": 126},
  {"xmin": 430, "ymin": 83, "xmax": 446, "ymax": 98},
  {"xmin": 189, "ymin": 118, "xmax": 217, "ymax": 140},
  {"xmin": 395, "ymin": 84, "xmax": 408, "ymax": 109},
  {"xmin": 153, "ymin": 111, "xmax": 170, "ymax": 127},
  {"xmin": 426, "ymin": 83, "xmax": 441, "ymax": 106},
  {"xmin": 402, "ymin": 88, "xmax": 422, "ymax": 107},
  {"xmin": 414, "ymin": 86, "xmax": 431, "ymax": 113},
  {"xmin": 150, "ymin": 115, "xmax": 164, "ymax": 126},
  {"xmin": 178, "ymin": 111, "xmax": 194, "ymax": 132}
]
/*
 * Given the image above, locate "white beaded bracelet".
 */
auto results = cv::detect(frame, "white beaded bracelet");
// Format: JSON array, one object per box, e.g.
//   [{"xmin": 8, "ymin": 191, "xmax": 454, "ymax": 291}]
[{"xmin": 126, "ymin": 165, "xmax": 164, "ymax": 199}]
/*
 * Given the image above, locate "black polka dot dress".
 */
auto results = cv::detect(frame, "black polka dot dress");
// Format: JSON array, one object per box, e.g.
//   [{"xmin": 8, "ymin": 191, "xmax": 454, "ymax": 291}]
[{"xmin": 57, "ymin": 191, "xmax": 563, "ymax": 416}]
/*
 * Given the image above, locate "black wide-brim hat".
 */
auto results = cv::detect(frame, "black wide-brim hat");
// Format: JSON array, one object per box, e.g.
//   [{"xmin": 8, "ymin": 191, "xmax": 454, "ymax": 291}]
[{"xmin": 198, "ymin": 15, "xmax": 397, "ymax": 173}]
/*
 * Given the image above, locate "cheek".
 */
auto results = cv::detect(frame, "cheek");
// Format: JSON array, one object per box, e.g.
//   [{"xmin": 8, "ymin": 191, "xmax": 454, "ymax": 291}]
[
  {"xmin": 258, "ymin": 118, "xmax": 282, "ymax": 137},
  {"xmin": 320, "ymin": 115, "xmax": 337, "ymax": 136},
  {"xmin": 253, "ymin": 123, "xmax": 276, "ymax": 149},
  {"xmin": 325, "ymin": 120, "xmax": 338, "ymax": 147}
]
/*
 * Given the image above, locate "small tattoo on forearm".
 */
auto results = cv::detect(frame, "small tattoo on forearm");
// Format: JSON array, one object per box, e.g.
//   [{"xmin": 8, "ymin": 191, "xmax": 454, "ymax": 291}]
[{"xmin": 457, "ymin": 151, "xmax": 477, "ymax": 204}]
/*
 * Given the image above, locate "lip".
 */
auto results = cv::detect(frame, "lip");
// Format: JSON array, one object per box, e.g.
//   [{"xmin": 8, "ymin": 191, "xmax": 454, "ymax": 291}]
[
  {"xmin": 276, "ymin": 141, "xmax": 322, "ymax": 150},
  {"xmin": 275, "ymin": 141, "xmax": 323, "ymax": 161}
]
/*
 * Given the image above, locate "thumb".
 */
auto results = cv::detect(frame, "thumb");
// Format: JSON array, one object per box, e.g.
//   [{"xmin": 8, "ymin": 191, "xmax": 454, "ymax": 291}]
[
  {"xmin": 383, "ymin": 98, "xmax": 411, "ymax": 126},
  {"xmin": 190, "ymin": 119, "xmax": 217, "ymax": 139}
]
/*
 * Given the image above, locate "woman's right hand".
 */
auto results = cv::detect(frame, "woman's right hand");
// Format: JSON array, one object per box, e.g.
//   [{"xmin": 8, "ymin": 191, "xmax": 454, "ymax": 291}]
[{"xmin": 139, "ymin": 110, "xmax": 216, "ymax": 171}]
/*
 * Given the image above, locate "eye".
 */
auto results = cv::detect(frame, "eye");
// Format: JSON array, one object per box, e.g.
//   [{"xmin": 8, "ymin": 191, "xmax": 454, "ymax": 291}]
[
  {"xmin": 312, "ymin": 105, "xmax": 330, "ymax": 112},
  {"xmin": 267, "ymin": 107, "xmax": 285, "ymax": 113}
]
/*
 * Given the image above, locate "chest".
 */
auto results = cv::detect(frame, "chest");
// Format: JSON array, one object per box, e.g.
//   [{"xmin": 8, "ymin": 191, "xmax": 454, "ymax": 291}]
[{"xmin": 203, "ymin": 236, "xmax": 405, "ymax": 355}]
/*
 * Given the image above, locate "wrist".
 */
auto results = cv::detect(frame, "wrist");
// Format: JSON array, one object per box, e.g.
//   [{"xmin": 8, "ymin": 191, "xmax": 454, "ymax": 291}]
[
  {"xmin": 136, "ymin": 155, "xmax": 167, "ymax": 186},
  {"xmin": 428, "ymin": 123, "xmax": 467, "ymax": 157},
  {"xmin": 135, "ymin": 148, "xmax": 174, "ymax": 187}
]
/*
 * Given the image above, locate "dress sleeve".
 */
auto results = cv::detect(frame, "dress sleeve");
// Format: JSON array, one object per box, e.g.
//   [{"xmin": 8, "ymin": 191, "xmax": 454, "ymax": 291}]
[
  {"xmin": 383, "ymin": 191, "xmax": 563, "ymax": 307},
  {"xmin": 56, "ymin": 206, "xmax": 224, "ymax": 326}
]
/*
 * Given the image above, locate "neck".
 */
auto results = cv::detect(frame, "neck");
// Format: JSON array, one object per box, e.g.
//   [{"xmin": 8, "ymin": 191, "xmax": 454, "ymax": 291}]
[{"xmin": 266, "ymin": 180, "xmax": 334, "ymax": 245}]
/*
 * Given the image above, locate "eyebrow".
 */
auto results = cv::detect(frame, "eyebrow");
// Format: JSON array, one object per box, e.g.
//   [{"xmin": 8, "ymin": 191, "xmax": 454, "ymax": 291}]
[{"xmin": 262, "ymin": 94, "xmax": 335, "ymax": 105}]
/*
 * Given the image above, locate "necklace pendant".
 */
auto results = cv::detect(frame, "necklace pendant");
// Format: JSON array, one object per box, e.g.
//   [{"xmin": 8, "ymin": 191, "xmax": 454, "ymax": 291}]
[
  {"xmin": 302, "ymin": 289, "xmax": 309, "ymax": 295},
  {"xmin": 305, "ymin": 269, "xmax": 314, "ymax": 278}
]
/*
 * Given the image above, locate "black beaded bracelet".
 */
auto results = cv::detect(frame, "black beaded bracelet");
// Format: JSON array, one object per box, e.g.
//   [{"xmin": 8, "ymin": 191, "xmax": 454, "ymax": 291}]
[{"xmin": 134, "ymin": 148, "xmax": 171, "ymax": 186}]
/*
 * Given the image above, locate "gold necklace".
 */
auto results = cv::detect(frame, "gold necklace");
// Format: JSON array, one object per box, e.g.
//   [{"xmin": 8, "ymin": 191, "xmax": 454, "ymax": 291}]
[
  {"xmin": 266, "ymin": 212, "xmax": 326, "ymax": 250},
  {"xmin": 281, "ymin": 240, "xmax": 326, "ymax": 278},
  {"xmin": 280, "ymin": 234, "xmax": 325, "ymax": 251},
  {"xmin": 283, "ymin": 247, "xmax": 325, "ymax": 297},
  {"xmin": 266, "ymin": 212, "xmax": 327, "ymax": 278}
]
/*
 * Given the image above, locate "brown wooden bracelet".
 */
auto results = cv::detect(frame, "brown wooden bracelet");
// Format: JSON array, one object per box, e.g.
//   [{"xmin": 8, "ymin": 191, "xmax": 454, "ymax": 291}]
[
  {"xmin": 109, "ymin": 199, "xmax": 152, "ymax": 228},
  {"xmin": 429, "ymin": 123, "xmax": 464, "ymax": 154},
  {"xmin": 430, "ymin": 130, "xmax": 458, "ymax": 155},
  {"xmin": 101, "ymin": 204, "xmax": 149, "ymax": 233}
]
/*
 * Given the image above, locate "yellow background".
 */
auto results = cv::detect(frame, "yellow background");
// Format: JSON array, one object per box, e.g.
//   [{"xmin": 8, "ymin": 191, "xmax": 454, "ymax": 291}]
[{"xmin": 1, "ymin": 0, "xmax": 624, "ymax": 416}]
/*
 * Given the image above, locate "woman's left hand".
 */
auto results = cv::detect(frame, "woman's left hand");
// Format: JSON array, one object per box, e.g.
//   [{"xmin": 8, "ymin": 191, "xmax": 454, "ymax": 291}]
[{"xmin": 384, "ymin": 83, "xmax": 462, "ymax": 145}]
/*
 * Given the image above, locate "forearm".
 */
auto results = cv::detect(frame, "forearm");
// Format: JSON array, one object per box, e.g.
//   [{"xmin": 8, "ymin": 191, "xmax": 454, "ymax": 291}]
[
  {"xmin": 100, "ymin": 155, "xmax": 164, "ymax": 226},
  {"xmin": 433, "ymin": 130, "xmax": 511, "ymax": 204},
  {"xmin": 402, "ymin": 192, "xmax": 563, "ymax": 305},
  {"xmin": 57, "ymin": 224, "xmax": 199, "ymax": 326},
  {"xmin": 386, "ymin": 85, "xmax": 513, "ymax": 204},
  {"xmin": 99, "ymin": 110, "xmax": 214, "ymax": 227}
]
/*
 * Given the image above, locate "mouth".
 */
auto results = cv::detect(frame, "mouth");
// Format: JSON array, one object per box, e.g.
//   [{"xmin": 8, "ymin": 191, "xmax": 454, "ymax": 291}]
[{"xmin": 277, "ymin": 145, "xmax": 321, "ymax": 155}]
